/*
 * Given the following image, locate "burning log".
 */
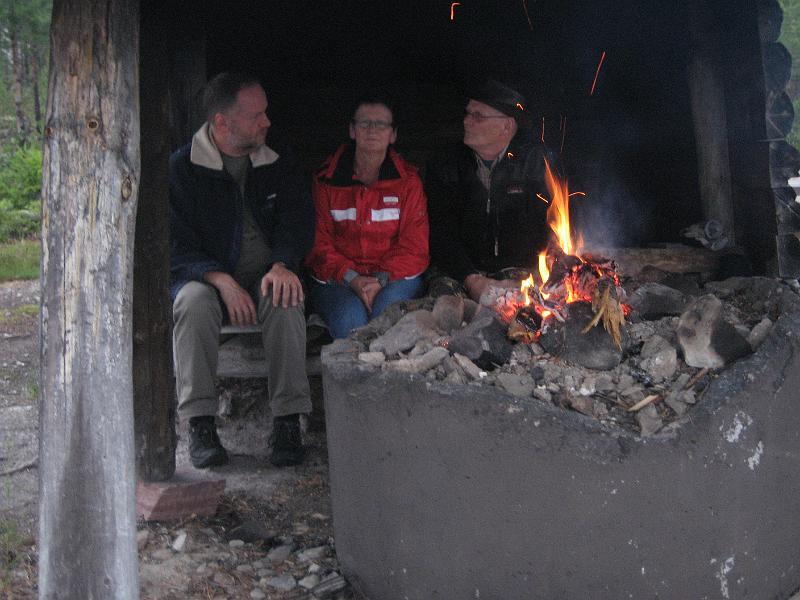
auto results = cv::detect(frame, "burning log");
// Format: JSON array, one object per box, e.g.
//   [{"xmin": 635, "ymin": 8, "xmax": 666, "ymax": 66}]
[{"xmin": 508, "ymin": 306, "xmax": 543, "ymax": 343}]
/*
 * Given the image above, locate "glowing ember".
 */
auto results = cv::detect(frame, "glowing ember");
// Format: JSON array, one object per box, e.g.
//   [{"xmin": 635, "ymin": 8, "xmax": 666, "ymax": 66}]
[
  {"xmin": 450, "ymin": 2, "xmax": 460, "ymax": 20},
  {"xmin": 590, "ymin": 50, "xmax": 607, "ymax": 96}
]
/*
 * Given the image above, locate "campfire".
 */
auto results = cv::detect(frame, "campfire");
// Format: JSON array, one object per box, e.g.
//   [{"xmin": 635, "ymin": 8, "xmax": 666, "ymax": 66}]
[
  {"xmin": 339, "ymin": 164, "xmax": 800, "ymax": 438},
  {"xmin": 488, "ymin": 160, "xmax": 629, "ymax": 349}
]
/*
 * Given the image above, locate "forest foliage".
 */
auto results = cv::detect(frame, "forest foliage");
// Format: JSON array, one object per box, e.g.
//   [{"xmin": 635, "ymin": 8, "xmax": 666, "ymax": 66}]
[{"xmin": 0, "ymin": 0, "xmax": 50, "ymax": 242}]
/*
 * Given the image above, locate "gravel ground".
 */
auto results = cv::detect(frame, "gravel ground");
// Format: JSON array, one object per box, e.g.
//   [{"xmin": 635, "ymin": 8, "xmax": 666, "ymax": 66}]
[{"xmin": 0, "ymin": 279, "xmax": 356, "ymax": 599}]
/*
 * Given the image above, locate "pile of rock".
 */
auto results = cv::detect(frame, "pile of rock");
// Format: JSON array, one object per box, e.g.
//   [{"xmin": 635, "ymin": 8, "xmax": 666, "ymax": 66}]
[{"xmin": 340, "ymin": 276, "xmax": 800, "ymax": 436}]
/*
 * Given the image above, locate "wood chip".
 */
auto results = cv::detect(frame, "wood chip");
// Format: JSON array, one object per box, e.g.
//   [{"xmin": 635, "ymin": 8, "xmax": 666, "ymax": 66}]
[
  {"xmin": 684, "ymin": 367, "xmax": 710, "ymax": 390},
  {"xmin": 0, "ymin": 457, "xmax": 38, "ymax": 476},
  {"xmin": 627, "ymin": 394, "xmax": 661, "ymax": 413}
]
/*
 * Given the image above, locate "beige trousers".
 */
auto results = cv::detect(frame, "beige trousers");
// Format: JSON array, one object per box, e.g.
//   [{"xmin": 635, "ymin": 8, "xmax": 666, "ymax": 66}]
[{"xmin": 172, "ymin": 281, "xmax": 311, "ymax": 419}]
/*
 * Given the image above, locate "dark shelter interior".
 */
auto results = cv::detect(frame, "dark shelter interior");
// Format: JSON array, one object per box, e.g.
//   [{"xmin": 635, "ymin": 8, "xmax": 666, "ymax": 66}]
[{"xmin": 164, "ymin": 0, "xmax": 796, "ymax": 275}]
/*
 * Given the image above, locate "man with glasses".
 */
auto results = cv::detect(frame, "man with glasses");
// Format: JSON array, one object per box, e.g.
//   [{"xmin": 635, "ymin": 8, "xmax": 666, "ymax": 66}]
[
  {"xmin": 425, "ymin": 79, "xmax": 555, "ymax": 302},
  {"xmin": 170, "ymin": 72, "xmax": 314, "ymax": 469}
]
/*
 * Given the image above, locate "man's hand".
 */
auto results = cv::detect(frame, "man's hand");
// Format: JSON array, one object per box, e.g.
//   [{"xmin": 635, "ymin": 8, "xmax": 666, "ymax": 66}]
[
  {"xmin": 349, "ymin": 275, "xmax": 382, "ymax": 313},
  {"xmin": 204, "ymin": 271, "xmax": 257, "ymax": 326},
  {"xmin": 261, "ymin": 262, "xmax": 304, "ymax": 308}
]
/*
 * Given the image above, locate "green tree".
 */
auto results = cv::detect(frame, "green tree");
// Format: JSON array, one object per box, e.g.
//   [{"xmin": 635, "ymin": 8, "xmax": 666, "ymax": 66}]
[
  {"xmin": 780, "ymin": 0, "xmax": 800, "ymax": 146},
  {"xmin": 0, "ymin": 0, "xmax": 51, "ymax": 143}
]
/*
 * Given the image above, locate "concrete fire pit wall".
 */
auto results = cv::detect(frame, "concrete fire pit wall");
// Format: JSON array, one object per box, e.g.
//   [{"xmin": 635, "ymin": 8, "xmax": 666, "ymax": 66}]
[{"xmin": 322, "ymin": 307, "xmax": 800, "ymax": 600}]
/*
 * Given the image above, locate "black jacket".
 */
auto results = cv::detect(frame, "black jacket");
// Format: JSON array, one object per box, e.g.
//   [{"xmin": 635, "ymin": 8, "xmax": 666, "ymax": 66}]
[
  {"xmin": 425, "ymin": 133, "xmax": 557, "ymax": 282},
  {"xmin": 169, "ymin": 124, "xmax": 314, "ymax": 299}
]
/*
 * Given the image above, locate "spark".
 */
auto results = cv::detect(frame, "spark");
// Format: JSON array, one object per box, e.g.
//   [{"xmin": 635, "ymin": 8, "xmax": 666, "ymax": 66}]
[
  {"xmin": 516, "ymin": 102, "xmax": 525, "ymax": 111},
  {"xmin": 521, "ymin": 0, "xmax": 533, "ymax": 30},
  {"xmin": 536, "ymin": 193, "xmax": 550, "ymax": 204},
  {"xmin": 507, "ymin": 152, "xmax": 514, "ymax": 158},
  {"xmin": 560, "ymin": 115, "xmax": 567, "ymax": 153},
  {"xmin": 590, "ymin": 50, "xmax": 607, "ymax": 96},
  {"xmin": 568, "ymin": 191, "xmax": 586, "ymax": 198},
  {"xmin": 450, "ymin": 2, "xmax": 460, "ymax": 20},
  {"xmin": 540, "ymin": 117, "xmax": 545, "ymax": 143}
]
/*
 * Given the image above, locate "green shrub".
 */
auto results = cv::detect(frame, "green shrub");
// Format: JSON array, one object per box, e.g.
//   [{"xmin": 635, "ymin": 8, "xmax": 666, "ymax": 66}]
[
  {"xmin": 0, "ymin": 144, "xmax": 42, "ymax": 242},
  {"xmin": 0, "ymin": 239, "xmax": 39, "ymax": 281}
]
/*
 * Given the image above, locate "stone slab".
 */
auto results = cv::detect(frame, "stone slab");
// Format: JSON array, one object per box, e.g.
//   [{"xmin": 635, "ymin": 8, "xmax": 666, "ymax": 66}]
[
  {"xmin": 136, "ymin": 470, "xmax": 225, "ymax": 521},
  {"xmin": 322, "ymin": 304, "xmax": 800, "ymax": 599}
]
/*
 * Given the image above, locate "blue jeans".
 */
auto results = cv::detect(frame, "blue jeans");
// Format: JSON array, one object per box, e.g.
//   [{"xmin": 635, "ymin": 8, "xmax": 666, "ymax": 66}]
[{"xmin": 309, "ymin": 276, "xmax": 424, "ymax": 339}]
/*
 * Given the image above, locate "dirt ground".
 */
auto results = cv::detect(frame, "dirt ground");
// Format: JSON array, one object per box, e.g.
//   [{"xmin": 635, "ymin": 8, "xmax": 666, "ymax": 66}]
[{"xmin": 0, "ymin": 279, "xmax": 355, "ymax": 599}]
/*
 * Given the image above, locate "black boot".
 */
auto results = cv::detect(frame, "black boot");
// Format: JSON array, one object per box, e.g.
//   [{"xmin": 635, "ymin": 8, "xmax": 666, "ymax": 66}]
[
  {"xmin": 188, "ymin": 416, "xmax": 229, "ymax": 468},
  {"xmin": 269, "ymin": 414, "xmax": 305, "ymax": 467}
]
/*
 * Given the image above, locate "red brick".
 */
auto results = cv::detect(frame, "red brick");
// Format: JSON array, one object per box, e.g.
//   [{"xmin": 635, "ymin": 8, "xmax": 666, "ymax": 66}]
[{"xmin": 136, "ymin": 470, "xmax": 225, "ymax": 521}]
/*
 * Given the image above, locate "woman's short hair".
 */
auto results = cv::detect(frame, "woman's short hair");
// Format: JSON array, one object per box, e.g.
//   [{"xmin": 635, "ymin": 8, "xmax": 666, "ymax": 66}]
[
  {"xmin": 203, "ymin": 72, "xmax": 262, "ymax": 122},
  {"xmin": 352, "ymin": 92, "xmax": 398, "ymax": 126}
]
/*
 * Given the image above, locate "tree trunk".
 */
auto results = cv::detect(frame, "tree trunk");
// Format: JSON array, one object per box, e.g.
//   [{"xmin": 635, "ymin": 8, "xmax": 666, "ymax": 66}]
[
  {"xmin": 9, "ymin": 5, "xmax": 30, "ymax": 139},
  {"xmin": 133, "ymin": 0, "xmax": 175, "ymax": 482},
  {"xmin": 31, "ymin": 49, "xmax": 43, "ymax": 132},
  {"xmin": 39, "ymin": 0, "xmax": 140, "ymax": 598}
]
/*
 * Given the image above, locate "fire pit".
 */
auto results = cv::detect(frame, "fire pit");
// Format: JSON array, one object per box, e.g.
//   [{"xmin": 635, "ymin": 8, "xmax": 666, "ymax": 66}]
[{"xmin": 322, "ymin": 277, "xmax": 800, "ymax": 598}]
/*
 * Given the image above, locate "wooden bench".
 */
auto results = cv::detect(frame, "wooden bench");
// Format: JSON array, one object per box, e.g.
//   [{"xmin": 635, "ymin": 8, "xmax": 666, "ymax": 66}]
[{"xmin": 217, "ymin": 324, "xmax": 322, "ymax": 378}]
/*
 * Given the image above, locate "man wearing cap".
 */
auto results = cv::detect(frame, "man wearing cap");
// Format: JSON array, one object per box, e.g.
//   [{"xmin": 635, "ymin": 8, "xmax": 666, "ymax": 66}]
[
  {"xmin": 425, "ymin": 79, "xmax": 555, "ymax": 301},
  {"xmin": 170, "ymin": 72, "xmax": 314, "ymax": 469}
]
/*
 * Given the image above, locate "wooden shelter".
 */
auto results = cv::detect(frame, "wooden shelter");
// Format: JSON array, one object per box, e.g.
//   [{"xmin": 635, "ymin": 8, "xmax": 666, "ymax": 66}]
[{"xmin": 38, "ymin": 0, "xmax": 799, "ymax": 596}]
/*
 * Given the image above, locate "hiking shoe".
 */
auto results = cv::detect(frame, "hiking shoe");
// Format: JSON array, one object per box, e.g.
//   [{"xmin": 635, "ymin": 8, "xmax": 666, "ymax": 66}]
[
  {"xmin": 269, "ymin": 416, "xmax": 305, "ymax": 467},
  {"xmin": 188, "ymin": 416, "xmax": 229, "ymax": 468}
]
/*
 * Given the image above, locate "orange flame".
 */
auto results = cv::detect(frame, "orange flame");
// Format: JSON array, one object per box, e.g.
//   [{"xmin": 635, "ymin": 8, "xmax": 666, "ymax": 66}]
[{"xmin": 543, "ymin": 158, "xmax": 581, "ymax": 256}]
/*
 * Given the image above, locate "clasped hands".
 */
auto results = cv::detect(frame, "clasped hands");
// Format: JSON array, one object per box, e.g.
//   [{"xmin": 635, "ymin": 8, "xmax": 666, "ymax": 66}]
[
  {"xmin": 349, "ymin": 275, "xmax": 382, "ymax": 313},
  {"xmin": 204, "ymin": 263, "xmax": 303, "ymax": 327}
]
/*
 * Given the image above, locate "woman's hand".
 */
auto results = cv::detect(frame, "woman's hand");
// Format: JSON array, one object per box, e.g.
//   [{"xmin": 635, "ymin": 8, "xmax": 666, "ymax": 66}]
[{"xmin": 349, "ymin": 275, "xmax": 382, "ymax": 313}]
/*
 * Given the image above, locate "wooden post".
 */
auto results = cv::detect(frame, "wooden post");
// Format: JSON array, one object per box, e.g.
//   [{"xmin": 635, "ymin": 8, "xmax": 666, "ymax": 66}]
[
  {"xmin": 133, "ymin": 0, "xmax": 176, "ymax": 482},
  {"xmin": 687, "ymin": 1, "xmax": 736, "ymax": 245},
  {"xmin": 39, "ymin": 1, "xmax": 140, "ymax": 598}
]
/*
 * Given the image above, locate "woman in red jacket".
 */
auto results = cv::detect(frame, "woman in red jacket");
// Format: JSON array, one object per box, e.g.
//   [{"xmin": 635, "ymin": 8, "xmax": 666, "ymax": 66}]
[{"xmin": 306, "ymin": 94, "xmax": 429, "ymax": 339}]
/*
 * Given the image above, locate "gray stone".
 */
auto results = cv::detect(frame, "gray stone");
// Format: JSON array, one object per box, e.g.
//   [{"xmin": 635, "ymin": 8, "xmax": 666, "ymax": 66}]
[
  {"xmin": 358, "ymin": 351, "xmax": 386, "ymax": 366},
  {"xmin": 267, "ymin": 544, "xmax": 294, "ymax": 563},
  {"xmin": 297, "ymin": 545, "xmax": 328, "ymax": 562},
  {"xmin": 639, "ymin": 335, "xmax": 678, "ymax": 382},
  {"xmin": 257, "ymin": 568, "xmax": 275, "ymax": 577},
  {"xmin": 266, "ymin": 573, "xmax": 297, "ymax": 592},
  {"xmin": 213, "ymin": 572, "xmax": 235, "ymax": 587},
  {"xmin": 462, "ymin": 299, "xmax": 480, "ymax": 323},
  {"xmin": 677, "ymin": 295, "xmax": 752, "ymax": 368},
  {"xmin": 449, "ymin": 312, "xmax": 514, "ymax": 369},
  {"xmin": 432, "ymin": 295, "xmax": 465, "ymax": 332},
  {"xmin": 664, "ymin": 391, "xmax": 688, "ymax": 415},
  {"xmin": 496, "ymin": 373, "xmax": 535, "ymax": 397},
  {"xmin": 635, "ymin": 404, "xmax": 663, "ymax": 436},
  {"xmin": 384, "ymin": 346, "xmax": 449, "ymax": 374},
  {"xmin": 299, "ymin": 574, "xmax": 321, "ymax": 589},
  {"xmin": 250, "ymin": 589, "xmax": 266, "ymax": 599},
  {"xmin": 568, "ymin": 395, "xmax": 594, "ymax": 416},
  {"xmin": 369, "ymin": 310, "xmax": 439, "ymax": 356},
  {"xmin": 747, "ymin": 317, "xmax": 773, "ymax": 350},
  {"xmin": 308, "ymin": 562, "xmax": 322, "ymax": 574},
  {"xmin": 452, "ymin": 353, "xmax": 486, "ymax": 380},
  {"xmin": 136, "ymin": 529, "xmax": 150, "ymax": 551},
  {"xmin": 628, "ymin": 282, "xmax": 690, "ymax": 319},
  {"xmin": 236, "ymin": 564, "xmax": 254, "ymax": 573},
  {"xmin": 228, "ymin": 520, "xmax": 274, "ymax": 545},
  {"xmin": 171, "ymin": 530, "xmax": 188, "ymax": 552},
  {"xmin": 533, "ymin": 387, "xmax": 552, "ymax": 402},
  {"xmin": 539, "ymin": 302, "xmax": 627, "ymax": 370},
  {"xmin": 228, "ymin": 539, "xmax": 245, "ymax": 548},
  {"xmin": 595, "ymin": 374, "xmax": 615, "ymax": 393}
]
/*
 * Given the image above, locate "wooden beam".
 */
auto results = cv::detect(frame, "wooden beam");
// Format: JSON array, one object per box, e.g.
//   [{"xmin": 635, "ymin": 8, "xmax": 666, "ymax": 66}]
[
  {"xmin": 687, "ymin": 1, "xmax": 736, "ymax": 244},
  {"xmin": 39, "ymin": 0, "xmax": 140, "ymax": 598},
  {"xmin": 133, "ymin": 0, "xmax": 176, "ymax": 482}
]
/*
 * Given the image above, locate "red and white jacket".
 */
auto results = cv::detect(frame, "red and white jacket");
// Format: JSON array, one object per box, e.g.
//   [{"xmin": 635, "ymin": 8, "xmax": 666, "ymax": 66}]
[{"xmin": 306, "ymin": 144, "xmax": 429, "ymax": 284}]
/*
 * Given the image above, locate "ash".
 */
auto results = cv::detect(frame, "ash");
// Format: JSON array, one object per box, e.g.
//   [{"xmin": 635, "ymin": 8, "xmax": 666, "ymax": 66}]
[{"xmin": 346, "ymin": 276, "xmax": 800, "ymax": 437}]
